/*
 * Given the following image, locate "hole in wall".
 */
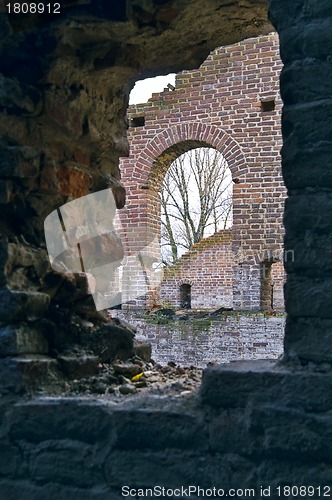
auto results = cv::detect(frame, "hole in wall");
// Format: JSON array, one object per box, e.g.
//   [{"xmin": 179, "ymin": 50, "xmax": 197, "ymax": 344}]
[
  {"xmin": 180, "ymin": 284, "xmax": 191, "ymax": 309},
  {"xmin": 261, "ymin": 99, "xmax": 275, "ymax": 112},
  {"xmin": 118, "ymin": 35, "xmax": 286, "ymax": 370},
  {"xmin": 160, "ymin": 147, "xmax": 233, "ymax": 267},
  {"xmin": 130, "ymin": 116, "xmax": 145, "ymax": 127}
]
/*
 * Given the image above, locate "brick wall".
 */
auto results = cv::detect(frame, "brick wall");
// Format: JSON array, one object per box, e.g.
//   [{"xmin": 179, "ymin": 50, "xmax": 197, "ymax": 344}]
[
  {"xmin": 115, "ymin": 311, "xmax": 285, "ymax": 367},
  {"xmin": 120, "ymin": 33, "xmax": 286, "ymax": 309},
  {"xmin": 160, "ymin": 230, "xmax": 233, "ymax": 309}
]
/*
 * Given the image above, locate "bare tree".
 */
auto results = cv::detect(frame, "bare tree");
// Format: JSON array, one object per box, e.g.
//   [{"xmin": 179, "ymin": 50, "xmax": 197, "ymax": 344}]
[{"xmin": 160, "ymin": 147, "xmax": 233, "ymax": 266}]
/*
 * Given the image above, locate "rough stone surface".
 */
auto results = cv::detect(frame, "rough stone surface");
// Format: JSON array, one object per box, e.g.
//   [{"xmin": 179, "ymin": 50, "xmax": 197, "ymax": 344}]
[
  {"xmin": 1, "ymin": 0, "xmax": 332, "ymax": 496},
  {"xmin": 1, "ymin": 372, "xmax": 332, "ymax": 496},
  {"xmin": 0, "ymin": 287, "xmax": 50, "ymax": 322},
  {"xmin": 0, "ymin": 324, "xmax": 49, "ymax": 357}
]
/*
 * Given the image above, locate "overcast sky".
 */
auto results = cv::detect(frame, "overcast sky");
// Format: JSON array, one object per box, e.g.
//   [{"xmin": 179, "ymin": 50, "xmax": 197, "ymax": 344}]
[{"xmin": 129, "ymin": 73, "xmax": 176, "ymax": 105}]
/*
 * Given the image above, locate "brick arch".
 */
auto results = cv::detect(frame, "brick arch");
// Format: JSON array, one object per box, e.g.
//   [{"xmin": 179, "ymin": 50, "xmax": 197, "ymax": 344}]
[
  {"xmin": 132, "ymin": 123, "xmax": 248, "ymax": 188},
  {"xmin": 179, "ymin": 279, "xmax": 194, "ymax": 286}
]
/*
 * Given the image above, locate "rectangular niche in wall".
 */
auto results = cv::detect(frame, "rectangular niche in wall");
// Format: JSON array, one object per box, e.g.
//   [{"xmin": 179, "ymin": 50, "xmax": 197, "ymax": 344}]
[
  {"xmin": 260, "ymin": 99, "xmax": 275, "ymax": 112},
  {"xmin": 131, "ymin": 116, "xmax": 145, "ymax": 127}
]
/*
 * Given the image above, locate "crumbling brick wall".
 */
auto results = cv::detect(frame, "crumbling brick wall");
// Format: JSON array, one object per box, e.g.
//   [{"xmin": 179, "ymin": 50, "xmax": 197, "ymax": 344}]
[
  {"xmin": 160, "ymin": 230, "xmax": 233, "ymax": 309},
  {"xmin": 120, "ymin": 33, "xmax": 286, "ymax": 310},
  {"xmin": 160, "ymin": 231, "xmax": 285, "ymax": 311}
]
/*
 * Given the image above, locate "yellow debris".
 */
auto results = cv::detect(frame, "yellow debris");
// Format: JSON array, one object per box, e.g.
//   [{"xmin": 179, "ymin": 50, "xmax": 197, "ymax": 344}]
[{"xmin": 131, "ymin": 372, "xmax": 144, "ymax": 382}]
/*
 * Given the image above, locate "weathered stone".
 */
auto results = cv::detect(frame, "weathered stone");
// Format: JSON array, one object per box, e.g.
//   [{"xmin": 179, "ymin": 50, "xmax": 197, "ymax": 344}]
[
  {"xmin": 119, "ymin": 383, "xmax": 137, "ymax": 395},
  {"xmin": 0, "ymin": 356, "xmax": 58, "ymax": 394},
  {"xmin": 110, "ymin": 179, "xmax": 126, "ymax": 209},
  {"xmin": 79, "ymin": 321, "xmax": 135, "ymax": 362},
  {"xmin": 284, "ymin": 275, "xmax": 332, "ymax": 319},
  {"xmin": 0, "ymin": 143, "xmax": 40, "ymax": 178},
  {"xmin": 0, "ymin": 443, "xmax": 22, "ymax": 478},
  {"xmin": 73, "ymin": 273, "xmax": 96, "ymax": 301},
  {"xmin": 30, "ymin": 440, "xmax": 104, "ymax": 489},
  {"xmin": 0, "ymin": 324, "xmax": 48, "ymax": 357},
  {"xmin": 57, "ymin": 165, "xmax": 92, "ymax": 198},
  {"xmin": 0, "ymin": 75, "xmax": 42, "ymax": 116},
  {"xmin": 249, "ymin": 404, "xmax": 332, "ymax": 463},
  {"xmin": 111, "ymin": 407, "xmax": 208, "ymax": 452},
  {"xmin": 0, "ymin": 481, "xmax": 117, "ymax": 500},
  {"xmin": 58, "ymin": 355, "xmax": 100, "ymax": 379},
  {"xmin": 113, "ymin": 362, "xmax": 142, "ymax": 377},
  {"xmin": 133, "ymin": 341, "xmax": 152, "ymax": 362},
  {"xmin": 0, "ymin": 239, "xmax": 9, "ymax": 285},
  {"xmin": 200, "ymin": 360, "xmax": 332, "ymax": 412},
  {"xmin": 284, "ymin": 316, "xmax": 332, "ymax": 363},
  {"xmin": 8, "ymin": 399, "xmax": 117, "ymax": 443},
  {"xmin": 5, "ymin": 243, "xmax": 50, "ymax": 291},
  {"xmin": 0, "ymin": 287, "xmax": 50, "ymax": 322}
]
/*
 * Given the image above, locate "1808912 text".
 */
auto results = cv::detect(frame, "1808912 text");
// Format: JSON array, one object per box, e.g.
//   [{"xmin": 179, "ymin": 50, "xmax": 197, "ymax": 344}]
[{"xmin": 6, "ymin": 2, "xmax": 60, "ymax": 14}]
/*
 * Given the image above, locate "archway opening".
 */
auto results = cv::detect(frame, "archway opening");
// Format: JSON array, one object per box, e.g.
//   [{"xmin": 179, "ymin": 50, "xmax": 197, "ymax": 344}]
[
  {"xmin": 160, "ymin": 147, "xmax": 233, "ymax": 267},
  {"xmin": 180, "ymin": 283, "xmax": 192, "ymax": 309},
  {"xmin": 118, "ymin": 33, "xmax": 285, "ymax": 369},
  {"xmin": 260, "ymin": 260, "xmax": 285, "ymax": 311}
]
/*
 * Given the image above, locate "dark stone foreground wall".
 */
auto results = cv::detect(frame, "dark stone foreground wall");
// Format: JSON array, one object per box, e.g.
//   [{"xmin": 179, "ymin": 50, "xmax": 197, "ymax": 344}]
[
  {"xmin": 1, "ymin": 362, "xmax": 332, "ymax": 498},
  {"xmin": 269, "ymin": 0, "xmax": 332, "ymax": 364}
]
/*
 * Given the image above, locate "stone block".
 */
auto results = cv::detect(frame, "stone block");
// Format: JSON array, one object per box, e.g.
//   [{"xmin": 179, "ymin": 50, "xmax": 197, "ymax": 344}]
[
  {"xmin": 200, "ymin": 360, "xmax": 332, "ymax": 412},
  {"xmin": 284, "ymin": 193, "xmax": 332, "ymax": 235},
  {"xmin": 0, "ymin": 239, "xmax": 8, "ymax": 285},
  {"xmin": 284, "ymin": 233, "xmax": 332, "ymax": 276},
  {"xmin": 0, "ymin": 324, "xmax": 48, "ymax": 357},
  {"xmin": 30, "ymin": 440, "xmax": 103, "ymax": 489},
  {"xmin": 105, "ymin": 448, "xmax": 255, "ymax": 490},
  {"xmin": 285, "ymin": 316, "xmax": 332, "ymax": 363},
  {"xmin": 110, "ymin": 179, "xmax": 126, "ymax": 209},
  {"xmin": 0, "ymin": 287, "xmax": 50, "ymax": 322},
  {"xmin": 111, "ymin": 407, "xmax": 208, "ymax": 451},
  {"xmin": 282, "ymin": 144, "xmax": 332, "ymax": 190},
  {"xmin": 284, "ymin": 275, "xmax": 332, "ymax": 319},
  {"xmin": 57, "ymin": 165, "xmax": 92, "ymax": 198},
  {"xmin": 281, "ymin": 60, "xmax": 332, "ymax": 105},
  {"xmin": 270, "ymin": 2, "xmax": 332, "ymax": 52},
  {"xmin": 0, "ymin": 143, "xmax": 39, "ymax": 178},
  {"xmin": 57, "ymin": 355, "xmax": 100, "ymax": 379},
  {"xmin": 8, "ymin": 399, "xmax": 118, "ymax": 443},
  {"xmin": 133, "ymin": 341, "xmax": 152, "ymax": 362},
  {"xmin": 249, "ymin": 404, "xmax": 332, "ymax": 463},
  {"xmin": 0, "ymin": 75, "xmax": 42, "ymax": 116},
  {"xmin": 0, "ymin": 356, "xmax": 58, "ymax": 394}
]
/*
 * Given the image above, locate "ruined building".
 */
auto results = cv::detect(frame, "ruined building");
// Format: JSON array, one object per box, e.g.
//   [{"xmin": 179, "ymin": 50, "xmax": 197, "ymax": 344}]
[
  {"xmin": 0, "ymin": 0, "xmax": 332, "ymax": 496},
  {"xmin": 121, "ymin": 33, "xmax": 286, "ymax": 311}
]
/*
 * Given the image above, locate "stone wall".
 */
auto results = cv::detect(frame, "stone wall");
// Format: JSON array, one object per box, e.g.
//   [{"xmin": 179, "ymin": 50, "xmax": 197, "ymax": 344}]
[
  {"xmin": 115, "ymin": 310, "xmax": 285, "ymax": 367},
  {"xmin": 1, "ymin": 0, "xmax": 332, "ymax": 496},
  {"xmin": 120, "ymin": 33, "xmax": 286, "ymax": 310}
]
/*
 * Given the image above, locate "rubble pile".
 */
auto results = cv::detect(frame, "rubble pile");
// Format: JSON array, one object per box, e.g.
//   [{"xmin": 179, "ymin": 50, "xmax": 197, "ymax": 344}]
[{"xmin": 61, "ymin": 358, "xmax": 203, "ymax": 399}]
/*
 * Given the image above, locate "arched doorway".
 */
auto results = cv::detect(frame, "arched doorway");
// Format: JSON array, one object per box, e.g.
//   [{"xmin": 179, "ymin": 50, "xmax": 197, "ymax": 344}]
[{"xmin": 180, "ymin": 283, "xmax": 192, "ymax": 309}]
